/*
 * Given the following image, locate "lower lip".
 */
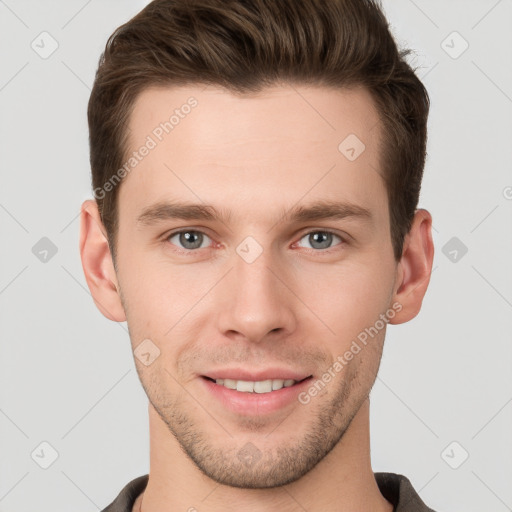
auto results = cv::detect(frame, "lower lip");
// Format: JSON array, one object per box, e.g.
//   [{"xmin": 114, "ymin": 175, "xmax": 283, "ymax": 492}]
[{"xmin": 201, "ymin": 377, "xmax": 313, "ymax": 415}]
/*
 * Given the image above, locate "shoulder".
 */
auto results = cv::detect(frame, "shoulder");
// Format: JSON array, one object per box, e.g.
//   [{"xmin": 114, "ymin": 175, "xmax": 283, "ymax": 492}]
[
  {"xmin": 101, "ymin": 474, "xmax": 149, "ymax": 512},
  {"xmin": 374, "ymin": 472, "xmax": 438, "ymax": 512}
]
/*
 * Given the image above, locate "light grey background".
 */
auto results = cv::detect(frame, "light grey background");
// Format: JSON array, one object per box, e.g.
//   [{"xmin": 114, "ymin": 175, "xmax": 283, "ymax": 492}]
[{"xmin": 1, "ymin": 1, "xmax": 511, "ymax": 511}]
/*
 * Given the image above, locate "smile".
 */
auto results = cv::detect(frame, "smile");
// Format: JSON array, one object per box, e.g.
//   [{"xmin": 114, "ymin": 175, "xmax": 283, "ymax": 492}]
[
  {"xmin": 206, "ymin": 377, "xmax": 306, "ymax": 393},
  {"xmin": 200, "ymin": 371, "xmax": 314, "ymax": 415}
]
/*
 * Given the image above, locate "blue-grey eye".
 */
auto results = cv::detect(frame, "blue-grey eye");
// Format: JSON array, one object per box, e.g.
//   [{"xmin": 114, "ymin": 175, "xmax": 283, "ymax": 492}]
[
  {"xmin": 168, "ymin": 230, "xmax": 211, "ymax": 250},
  {"xmin": 298, "ymin": 231, "xmax": 342, "ymax": 250}
]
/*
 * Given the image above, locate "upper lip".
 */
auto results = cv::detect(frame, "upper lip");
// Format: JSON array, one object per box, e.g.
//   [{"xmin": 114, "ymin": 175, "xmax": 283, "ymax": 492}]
[{"xmin": 202, "ymin": 368, "xmax": 312, "ymax": 382}]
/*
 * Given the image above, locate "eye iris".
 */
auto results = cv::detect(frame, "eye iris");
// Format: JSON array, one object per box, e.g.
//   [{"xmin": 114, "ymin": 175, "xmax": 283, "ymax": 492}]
[
  {"xmin": 174, "ymin": 232, "xmax": 335, "ymax": 250},
  {"xmin": 180, "ymin": 231, "xmax": 203, "ymax": 249},
  {"xmin": 310, "ymin": 231, "xmax": 332, "ymax": 249}
]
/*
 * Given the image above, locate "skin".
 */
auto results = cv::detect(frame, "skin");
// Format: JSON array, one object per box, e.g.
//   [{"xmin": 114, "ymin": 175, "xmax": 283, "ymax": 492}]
[{"xmin": 80, "ymin": 84, "xmax": 434, "ymax": 512}]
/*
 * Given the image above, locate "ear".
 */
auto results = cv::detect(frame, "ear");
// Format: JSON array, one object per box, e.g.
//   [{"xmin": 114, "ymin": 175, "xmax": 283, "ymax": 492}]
[
  {"xmin": 79, "ymin": 199, "xmax": 126, "ymax": 322},
  {"xmin": 389, "ymin": 209, "xmax": 434, "ymax": 324}
]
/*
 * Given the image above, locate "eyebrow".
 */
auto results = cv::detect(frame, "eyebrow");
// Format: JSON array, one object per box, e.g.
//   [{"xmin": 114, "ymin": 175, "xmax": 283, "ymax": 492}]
[{"xmin": 136, "ymin": 199, "xmax": 372, "ymax": 227}]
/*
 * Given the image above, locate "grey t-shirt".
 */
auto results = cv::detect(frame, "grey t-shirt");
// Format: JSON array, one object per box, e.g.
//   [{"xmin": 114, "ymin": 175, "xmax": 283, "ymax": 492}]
[{"xmin": 101, "ymin": 472, "xmax": 437, "ymax": 511}]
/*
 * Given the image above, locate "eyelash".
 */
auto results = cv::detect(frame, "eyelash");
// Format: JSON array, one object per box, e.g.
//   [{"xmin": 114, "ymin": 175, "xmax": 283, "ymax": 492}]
[{"xmin": 163, "ymin": 228, "xmax": 346, "ymax": 255}]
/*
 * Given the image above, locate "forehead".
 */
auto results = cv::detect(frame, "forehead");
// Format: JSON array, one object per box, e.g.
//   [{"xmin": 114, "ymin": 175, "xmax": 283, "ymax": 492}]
[
  {"xmin": 118, "ymin": 83, "xmax": 386, "ymax": 223},
  {"xmin": 127, "ymin": 83, "xmax": 381, "ymax": 151}
]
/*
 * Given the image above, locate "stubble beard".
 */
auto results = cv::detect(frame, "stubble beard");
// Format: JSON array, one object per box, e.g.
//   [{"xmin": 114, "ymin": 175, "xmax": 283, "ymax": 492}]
[{"xmin": 146, "ymin": 366, "xmax": 369, "ymax": 489}]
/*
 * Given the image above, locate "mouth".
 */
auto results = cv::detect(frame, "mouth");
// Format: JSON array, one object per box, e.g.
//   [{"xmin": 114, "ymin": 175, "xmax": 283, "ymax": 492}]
[
  {"xmin": 201, "ymin": 375, "xmax": 312, "ymax": 394},
  {"xmin": 199, "ymin": 371, "xmax": 314, "ymax": 416}
]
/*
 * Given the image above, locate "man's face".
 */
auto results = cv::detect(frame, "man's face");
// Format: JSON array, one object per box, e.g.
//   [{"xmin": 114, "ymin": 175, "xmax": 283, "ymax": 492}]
[{"xmin": 115, "ymin": 84, "xmax": 399, "ymax": 487}]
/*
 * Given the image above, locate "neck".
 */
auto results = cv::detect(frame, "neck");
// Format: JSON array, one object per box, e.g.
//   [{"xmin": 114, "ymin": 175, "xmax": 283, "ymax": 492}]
[{"xmin": 139, "ymin": 398, "xmax": 392, "ymax": 512}]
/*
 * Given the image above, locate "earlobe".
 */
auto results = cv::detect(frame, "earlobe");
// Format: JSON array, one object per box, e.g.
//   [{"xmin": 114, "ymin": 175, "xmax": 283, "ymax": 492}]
[
  {"xmin": 79, "ymin": 199, "xmax": 126, "ymax": 322},
  {"xmin": 389, "ymin": 209, "xmax": 434, "ymax": 325}
]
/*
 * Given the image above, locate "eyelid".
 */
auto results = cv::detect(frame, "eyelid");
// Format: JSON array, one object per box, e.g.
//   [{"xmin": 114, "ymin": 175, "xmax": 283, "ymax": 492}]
[
  {"xmin": 163, "ymin": 227, "xmax": 348, "ymax": 255},
  {"xmin": 293, "ymin": 228, "xmax": 346, "ymax": 252},
  {"xmin": 163, "ymin": 228, "xmax": 216, "ymax": 253}
]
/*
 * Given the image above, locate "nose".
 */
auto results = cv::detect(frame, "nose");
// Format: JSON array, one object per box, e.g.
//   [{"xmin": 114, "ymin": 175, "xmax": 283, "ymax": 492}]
[{"xmin": 215, "ymin": 242, "xmax": 297, "ymax": 344}]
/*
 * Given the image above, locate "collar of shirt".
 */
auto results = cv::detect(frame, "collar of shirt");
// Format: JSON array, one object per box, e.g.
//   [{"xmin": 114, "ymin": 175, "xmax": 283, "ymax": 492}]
[{"xmin": 100, "ymin": 472, "xmax": 437, "ymax": 512}]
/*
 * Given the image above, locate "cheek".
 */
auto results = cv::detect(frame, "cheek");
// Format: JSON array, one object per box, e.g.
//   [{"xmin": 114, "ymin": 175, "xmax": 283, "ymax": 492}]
[
  {"xmin": 293, "ymin": 260, "xmax": 395, "ymax": 338},
  {"xmin": 116, "ymin": 254, "xmax": 169, "ymax": 339},
  {"xmin": 117, "ymin": 251, "xmax": 215, "ymax": 345}
]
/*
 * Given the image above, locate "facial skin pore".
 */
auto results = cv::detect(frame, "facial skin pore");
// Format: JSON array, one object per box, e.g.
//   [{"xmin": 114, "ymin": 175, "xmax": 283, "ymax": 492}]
[{"xmin": 80, "ymin": 84, "xmax": 434, "ymax": 512}]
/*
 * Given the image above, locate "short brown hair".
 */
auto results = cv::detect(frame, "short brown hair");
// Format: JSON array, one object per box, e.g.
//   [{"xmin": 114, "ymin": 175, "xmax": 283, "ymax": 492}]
[{"xmin": 88, "ymin": 0, "xmax": 429, "ymax": 262}]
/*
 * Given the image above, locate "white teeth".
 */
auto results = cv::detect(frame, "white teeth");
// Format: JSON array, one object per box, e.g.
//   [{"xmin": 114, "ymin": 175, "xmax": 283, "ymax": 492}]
[
  {"xmin": 254, "ymin": 379, "xmax": 273, "ymax": 393},
  {"xmin": 272, "ymin": 379, "xmax": 284, "ymax": 390},
  {"xmin": 223, "ymin": 379, "xmax": 237, "ymax": 390},
  {"xmin": 215, "ymin": 378, "xmax": 297, "ymax": 393},
  {"xmin": 236, "ymin": 380, "xmax": 254, "ymax": 392}
]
